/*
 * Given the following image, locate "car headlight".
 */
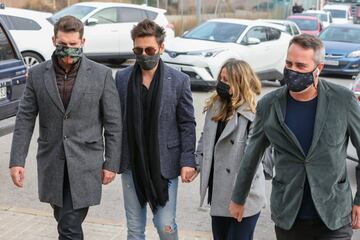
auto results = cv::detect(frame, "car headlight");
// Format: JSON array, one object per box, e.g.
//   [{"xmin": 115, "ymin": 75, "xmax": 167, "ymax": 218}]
[
  {"xmin": 187, "ymin": 49, "xmax": 225, "ymax": 57},
  {"xmin": 347, "ymin": 50, "xmax": 360, "ymax": 58}
]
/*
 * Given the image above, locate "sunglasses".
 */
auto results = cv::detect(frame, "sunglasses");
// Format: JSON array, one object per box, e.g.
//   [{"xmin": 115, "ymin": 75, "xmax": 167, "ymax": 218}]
[{"xmin": 132, "ymin": 47, "xmax": 158, "ymax": 56}]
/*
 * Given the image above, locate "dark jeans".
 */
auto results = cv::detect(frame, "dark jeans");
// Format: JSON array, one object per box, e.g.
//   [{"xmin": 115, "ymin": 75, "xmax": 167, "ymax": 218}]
[
  {"xmin": 212, "ymin": 212, "xmax": 260, "ymax": 240},
  {"xmin": 275, "ymin": 218, "xmax": 353, "ymax": 240},
  {"xmin": 52, "ymin": 165, "xmax": 89, "ymax": 240}
]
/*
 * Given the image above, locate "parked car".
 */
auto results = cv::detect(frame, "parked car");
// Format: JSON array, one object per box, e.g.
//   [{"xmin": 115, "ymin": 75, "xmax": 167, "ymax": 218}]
[
  {"xmin": 323, "ymin": 4, "xmax": 352, "ymax": 24},
  {"xmin": 303, "ymin": 10, "xmax": 333, "ymax": 28},
  {"xmin": 0, "ymin": 18, "xmax": 27, "ymax": 120},
  {"xmin": 162, "ymin": 19, "xmax": 292, "ymax": 87},
  {"xmin": 261, "ymin": 19, "xmax": 301, "ymax": 36},
  {"xmin": 49, "ymin": 2, "xmax": 175, "ymax": 64},
  {"xmin": 0, "ymin": 6, "xmax": 53, "ymax": 67},
  {"xmin": 319, "ymin": 24, "xmax": 360, "ymax": 76},
  {"xmin": 287, "ymin": 15, "xmax": 323, "ymax": 35}
]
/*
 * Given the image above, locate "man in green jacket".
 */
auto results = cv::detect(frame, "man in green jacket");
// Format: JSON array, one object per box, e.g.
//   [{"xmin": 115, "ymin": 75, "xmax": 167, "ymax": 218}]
[{"xmin": 229, "ymin": 34, "xmax": 360, "ymax": 239}]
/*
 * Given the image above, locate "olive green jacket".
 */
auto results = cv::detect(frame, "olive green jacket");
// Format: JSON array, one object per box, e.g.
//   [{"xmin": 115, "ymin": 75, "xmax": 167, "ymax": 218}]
[{"xmin": 232, "ymin": 79, "xmax": 360, "ymax": 230}]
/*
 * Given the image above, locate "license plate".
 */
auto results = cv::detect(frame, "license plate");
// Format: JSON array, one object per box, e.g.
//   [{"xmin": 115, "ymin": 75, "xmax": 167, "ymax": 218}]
[
  {"xmin": 171, "ymin": 65, "xmax": 182, "ymax": 72},
  {"xmin": 324, "ymin": 60, "xmax": 339, "ymax": 66},
  {"xmin": 0, "ymin": 87, "xmax": 6, "ymax": 99}
]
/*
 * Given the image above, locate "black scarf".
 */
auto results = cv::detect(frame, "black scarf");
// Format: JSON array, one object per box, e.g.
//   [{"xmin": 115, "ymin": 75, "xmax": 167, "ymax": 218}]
[{"xmin": 127, "ymin": 59, "xmax": 168, "ymax": 212}]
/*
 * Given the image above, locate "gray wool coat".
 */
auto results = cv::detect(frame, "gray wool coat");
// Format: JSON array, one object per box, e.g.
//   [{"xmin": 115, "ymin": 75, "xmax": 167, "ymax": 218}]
[
  {"xmin": 196, "ymin": 101, "xmax": 266, "ymax": 217},
  {"xmin": 9, "ymin": 57, "xmax": 122, "ymax": 209}
]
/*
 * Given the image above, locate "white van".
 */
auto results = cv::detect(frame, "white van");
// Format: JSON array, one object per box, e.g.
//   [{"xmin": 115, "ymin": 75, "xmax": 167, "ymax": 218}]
[{"xmin": 323, "ymin": 4, "xmax": 352, "ymax": 24}]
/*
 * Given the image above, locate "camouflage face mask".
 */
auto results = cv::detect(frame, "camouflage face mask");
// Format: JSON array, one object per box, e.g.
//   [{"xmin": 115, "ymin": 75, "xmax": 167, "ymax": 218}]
[{"xmin": 54, "ymin": 44, "xmax": 83, "ymax": 63}]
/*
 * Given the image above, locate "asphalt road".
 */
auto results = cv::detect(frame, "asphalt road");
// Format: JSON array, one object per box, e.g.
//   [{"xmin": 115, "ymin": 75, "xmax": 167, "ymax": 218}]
[{"xmin": 0, "ymin": 73, "xmax": 359, "ymax": 239}]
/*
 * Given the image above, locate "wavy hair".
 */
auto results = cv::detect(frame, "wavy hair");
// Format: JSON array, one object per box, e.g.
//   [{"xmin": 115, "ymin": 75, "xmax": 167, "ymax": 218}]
[{"xmin": 204, "ymin": 59, "xmax": 261, "ymax": 122}]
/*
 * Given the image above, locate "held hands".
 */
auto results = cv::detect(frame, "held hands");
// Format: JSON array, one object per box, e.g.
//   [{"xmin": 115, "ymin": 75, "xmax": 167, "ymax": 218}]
[
  {"xmin": 229, "ymin": 200, "xmax": 245, "ymax": 222},
  {"xmin": 10, "ymin": 166, "xmax": 25, "ymax": 187},
  {"xmin": 180, "ymin": 166, "xmax": 198, "ymax": 183},
  {"xmin": 352, "ymin": 205, "xmax": 360, "ymax": 229},
  {"xmin": 102, "ymin": 169, "xmax": 116, "ymax": 185}
]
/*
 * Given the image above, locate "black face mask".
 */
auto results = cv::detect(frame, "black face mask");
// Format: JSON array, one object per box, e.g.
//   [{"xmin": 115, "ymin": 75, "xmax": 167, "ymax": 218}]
[
  {"xmin": 136, "ymin": 52, "xmax": 160, "ymax": 70},
  {"xmin": 216, "ymin": 81, "xmax": 231, "ymax": 102},
  {"xmin": 283, "ymin": 67, "xmax": 318, "ymax": 92}
]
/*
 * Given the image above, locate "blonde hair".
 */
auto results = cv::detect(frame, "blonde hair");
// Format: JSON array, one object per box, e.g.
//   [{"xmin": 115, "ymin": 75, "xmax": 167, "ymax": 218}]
[{"xmin": 204, "ymin": 59, "xmax": 261, "ymax": 122}]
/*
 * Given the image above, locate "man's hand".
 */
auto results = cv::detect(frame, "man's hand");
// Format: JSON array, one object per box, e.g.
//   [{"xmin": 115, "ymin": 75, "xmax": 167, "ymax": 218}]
[
  {"xmin": 352, "ymin": 205, "xmax": 360, "ymax": 229},
  {"xmin": 10, "ymin": 166, "xmax": 25, "ymax": 187},
  {"xmin": 180, "ymin": 167, "xmax": 197, "ymax": 183},
  {"xmin": 102, "ymin": 169, "xmax": 116, "ymax": 185},
  {"xmin": 229, "ymin": 200, "xmax": 245, "ymax": 222}
]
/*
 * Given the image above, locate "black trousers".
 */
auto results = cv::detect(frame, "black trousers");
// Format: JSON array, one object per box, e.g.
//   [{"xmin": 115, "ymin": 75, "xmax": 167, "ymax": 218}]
[
  {"xmin": 275, "ymin": 218, "xmax": 353, "ymax": 240},
  {"xmin": 52, "ymin": 165, "xmax": 89, "ymax": 240},
  {"xmin": 212, "ymin": 212, "xmax": 260, "ymax": 240}
]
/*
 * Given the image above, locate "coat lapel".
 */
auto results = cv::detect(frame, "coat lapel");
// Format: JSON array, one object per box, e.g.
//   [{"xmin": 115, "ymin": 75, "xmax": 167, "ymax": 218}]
[
  {"xmin": 44, "ymin": 61, "xmax": 65, "ymax": 113},
  {"xmin": 307, "ymin": 80, "xmax": 329, "ymax": 157},
  {"xmin": 274, "ymin": 87, "xmax": 306, "ymax": 157},
  {"xmin": 65, "ymin": 57, "xmax": 91, "ymax": 115}
]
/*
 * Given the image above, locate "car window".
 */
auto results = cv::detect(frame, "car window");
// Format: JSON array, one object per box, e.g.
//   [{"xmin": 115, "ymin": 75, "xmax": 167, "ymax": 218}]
[
  {"xmin": 91, "ymin": 7, "xmax": 118, "ymax": 24},
  {"xmin": 288, "ymin": 18, "xmax": 318, "ymax": 31},
  {"xmin": 320, "ymin": 26, "xmax": 360, "ymax": 43},
  {"xmin": 242, "ymin": 27, "xmax": 268, "ymax": 43},
  {"xmin": 320, "ymin": 13, "xmax": 328, "ymax": 22},
  {"xmin": 325, "ymin": 9, "xmax": 346, "ymax": 18},
  {"xmin": 0, "ymin": 25, "xmax": 16, "ymax": 61},
  {"xmin": 118, "ymin": 7, "xmax": 147, "ymax": 22},
  {"xmin": 145, "ymin": 10, "xmax": 158, "ymax": 20},
  {"xmin": 183, "ymin": 21, "xmax": 246, "ymax": 43},
  {"xmin": 2, "ymin": 15, "xmax": 41, "ymax": 30},
  {"xmin": 50, "ymin": 5, "xmax": 96, "ymax": 23},
  {"xmin": 267, "ymin": 27, "xmax": 281, "ymax": 40},
  {"xmin": 285, "ymin": 24, "xmax": 292, "ymax": 35},
  {"xmin": 291, "ymin": 24, "xmax": 300, "ymax": 34}
]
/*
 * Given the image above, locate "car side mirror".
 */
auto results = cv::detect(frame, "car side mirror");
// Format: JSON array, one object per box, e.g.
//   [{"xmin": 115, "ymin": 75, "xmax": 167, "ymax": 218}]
[
  {"xmin": 86, "ymin": 18, "xmax": 98, "ymax": 26},
  {"xmin": 246, "ymin": 37, "xmax": 261, "ymax": 45}
]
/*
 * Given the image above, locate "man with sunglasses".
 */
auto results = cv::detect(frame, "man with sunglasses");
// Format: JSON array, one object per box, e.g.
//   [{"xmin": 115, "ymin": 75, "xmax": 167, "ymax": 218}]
[
  {"xmin": 9, "ymin": 16, "xmax": 122, "ymax": 239},
  {"xmin": 115, "ymin": 19, "xmax": 197, "ymax": 240}
]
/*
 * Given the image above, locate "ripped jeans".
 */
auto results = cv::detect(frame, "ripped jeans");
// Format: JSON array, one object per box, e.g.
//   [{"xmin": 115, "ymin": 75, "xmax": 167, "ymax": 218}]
[{"xmin": 121, "ymin": 170, "xmax": 179, "ymax": 240}]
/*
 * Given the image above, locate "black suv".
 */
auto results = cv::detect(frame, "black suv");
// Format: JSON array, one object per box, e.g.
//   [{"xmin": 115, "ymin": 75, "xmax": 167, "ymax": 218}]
[{"xmin": 0, "ymin": 18, "xmax": 26, "ymax": 120}]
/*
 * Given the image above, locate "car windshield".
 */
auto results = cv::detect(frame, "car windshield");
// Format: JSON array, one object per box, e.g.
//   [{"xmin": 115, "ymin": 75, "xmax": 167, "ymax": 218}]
[
  {"xmin": 320, "ymin": 13, "xmax": 328, "ymax": 21},
  {"xmin": 319, "ymin": 26, "xmax": 360, "ymax": 43},
  {"xmin": 325, "ymin": 9, "xmax": 346, "ymax": 18},
  {"xmin": 182, "ymin": 21, "xmax": 246, "ymax": 43},
  {"xmin": 288, "ymin": 18, "xmax": 317, "ymax": 31},
  {"xmin": 49, "ymin": 5, "xmax": 96, "ymax": 24}
]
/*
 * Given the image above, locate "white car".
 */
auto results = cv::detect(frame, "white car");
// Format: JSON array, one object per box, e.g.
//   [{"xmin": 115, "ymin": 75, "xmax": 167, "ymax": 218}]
[
  {"xmin": 304, "ymin": 10, "xmax": 333, "ymax": 28},
  {"xmin": 0, "ymin": 6, "xmax": 54, "ymax": 67},
  {"xmin": 162, "ymin": 19, "xmax": 292, "ymax": 87},
  {"xmin": 49, "ymin": 2, "xmax": 175, "ymax": 64},
  {"xmin": 261, "ymin": 19, "xmax": 301, "ymax": 36},
  {"xmin": 323, "ymin": 4, "xmax": 352, "ymax": 24}
]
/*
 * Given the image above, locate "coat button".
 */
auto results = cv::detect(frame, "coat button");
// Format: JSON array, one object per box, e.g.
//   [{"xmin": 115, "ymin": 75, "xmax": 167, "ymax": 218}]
[
  {"xmin": 230, "ymin": 140, "xmax": 234, "ymax": 144},
  {"xmin": 64, "ymin": 114, "xmax": 69, "ymax": 120},
  {"xmin": 226, "ymin": 168, "xmax": 230, "ymax": 173},
  {"xmin": 63, "ymin": 136, "xmax": 68, "ymax": 140}
]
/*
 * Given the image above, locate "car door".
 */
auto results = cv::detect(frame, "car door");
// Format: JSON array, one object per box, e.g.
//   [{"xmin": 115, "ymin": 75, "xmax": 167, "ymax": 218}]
[
  {"xmin": 117, "ymin": 7, "xmax": 147, "ymax": 55},
  {"xmin": 239, "ymin": 26, "xmax": 271, "ymax": 72},
  {"xmin": 83, "ymin": 7, "xmax": 121, "ymax": 55}
]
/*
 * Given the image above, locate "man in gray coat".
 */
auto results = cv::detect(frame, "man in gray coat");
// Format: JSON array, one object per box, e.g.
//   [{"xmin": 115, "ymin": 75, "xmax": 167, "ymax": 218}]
[{"xmin": 9, "ymin": 16, "xmax": 122, "ymax": 240}]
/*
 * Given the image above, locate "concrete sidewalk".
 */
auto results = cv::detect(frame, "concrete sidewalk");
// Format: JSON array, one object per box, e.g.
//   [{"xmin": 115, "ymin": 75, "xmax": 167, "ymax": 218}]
[{"xmin": 0, "ymin": 205, "xmax": 212, "ymax": 240}]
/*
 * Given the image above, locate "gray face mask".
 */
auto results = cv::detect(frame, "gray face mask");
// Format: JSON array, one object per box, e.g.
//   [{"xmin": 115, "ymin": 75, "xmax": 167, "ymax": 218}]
[{"xmin": 136, "ymin": 52, "xmax": 160, "ymax": 70}]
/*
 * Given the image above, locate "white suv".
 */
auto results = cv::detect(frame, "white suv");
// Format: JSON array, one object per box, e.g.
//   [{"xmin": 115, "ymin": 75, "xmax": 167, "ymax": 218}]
[
  {"xmin": 0, "ymin": 6, "xmax": 54, "ymax": 67},
  {"xmin": 162, "ymin": 19, "xmax": 292, "ymax": 87},
  {"xmin": 49, "ymin": 2, "xmax": 175, "ymax": 64}
]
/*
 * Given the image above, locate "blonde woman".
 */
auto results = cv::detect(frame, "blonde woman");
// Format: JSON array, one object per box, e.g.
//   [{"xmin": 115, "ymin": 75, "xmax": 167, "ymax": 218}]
[{"xmin": 196, "ymin": 59, "xmax": 266, "ymax": 240}]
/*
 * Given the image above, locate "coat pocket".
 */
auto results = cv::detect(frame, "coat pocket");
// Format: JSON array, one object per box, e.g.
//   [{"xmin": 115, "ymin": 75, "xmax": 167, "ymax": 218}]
[
  {"xmin": 323, "ymin": 121, "xmax": 345, "ymax": 146},
  {"xmin": 167, "ymin": 139, "xmax": 180, "ymax": 148}
]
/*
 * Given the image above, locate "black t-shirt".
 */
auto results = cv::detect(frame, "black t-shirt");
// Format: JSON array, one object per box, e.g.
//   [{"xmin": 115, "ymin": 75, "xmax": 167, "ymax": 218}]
[{"xmin": 285, "ymin": 94, "xmax": 319, "ymax": 219}]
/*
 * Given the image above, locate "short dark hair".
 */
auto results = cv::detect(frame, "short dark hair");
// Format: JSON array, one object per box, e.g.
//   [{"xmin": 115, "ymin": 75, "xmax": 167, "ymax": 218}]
[
  {"xmin": 131, "ymin": 19, "xmax": 166, "ymax": 45},
  {"xmin": 54, "ymin": 15, "xmax": 84, "ymax": 38},
  {"xmin": 289, "ymin": 34, "xmax": 325, "ymax": 64}
]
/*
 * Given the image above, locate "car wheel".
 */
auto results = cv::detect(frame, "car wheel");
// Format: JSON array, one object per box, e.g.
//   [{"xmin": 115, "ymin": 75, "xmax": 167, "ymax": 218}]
[{"xmin": 22, "ymin": 52, "xmax": 43, "ymax": 68}]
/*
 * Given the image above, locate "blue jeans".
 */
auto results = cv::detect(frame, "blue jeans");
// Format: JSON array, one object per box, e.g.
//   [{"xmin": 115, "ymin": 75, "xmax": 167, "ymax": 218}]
[{"xmin": 121, "ymin": 170, "xmax": 179, "ymax": 240}]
